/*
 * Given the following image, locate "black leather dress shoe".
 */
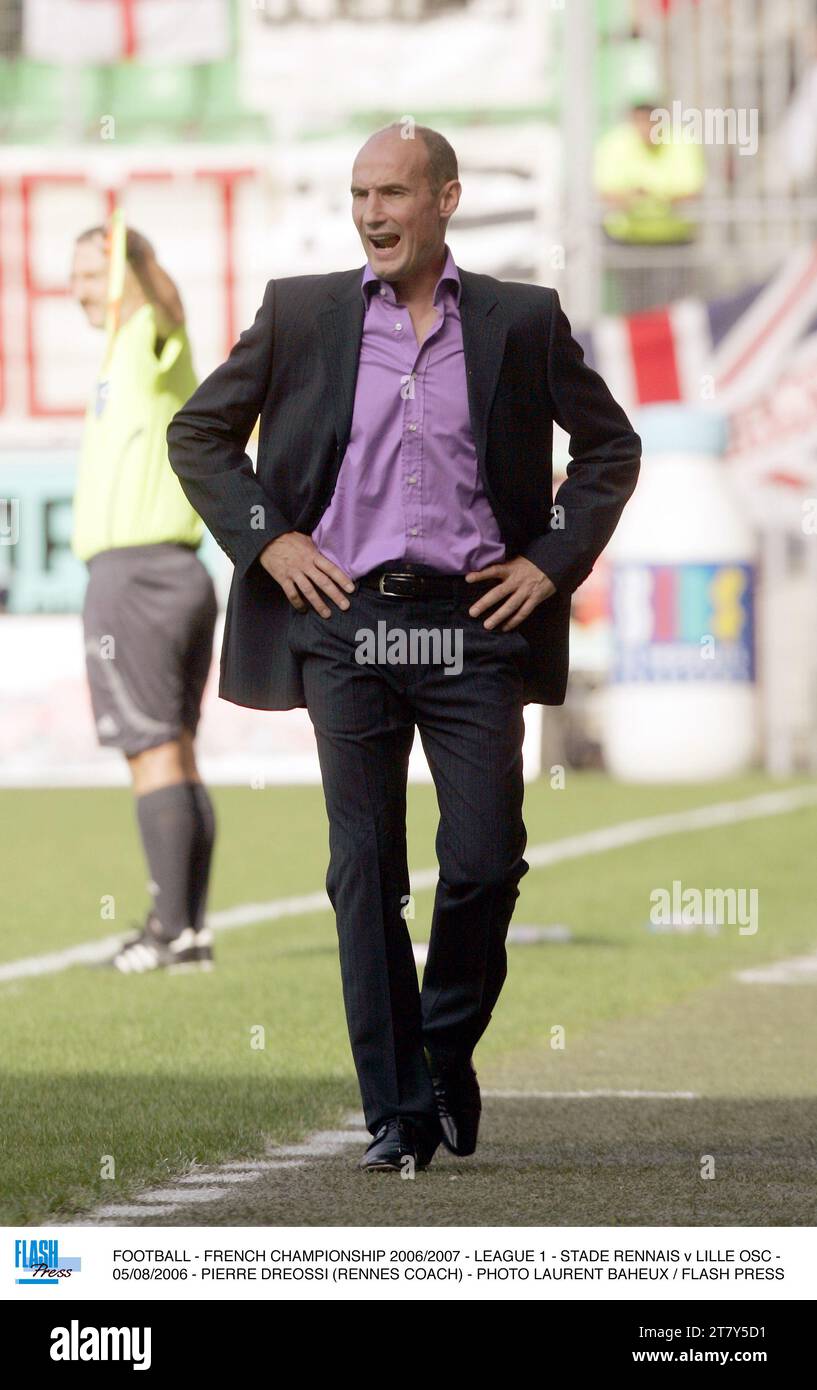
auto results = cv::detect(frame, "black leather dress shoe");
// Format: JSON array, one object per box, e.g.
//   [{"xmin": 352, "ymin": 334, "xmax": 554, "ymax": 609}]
[
  {"xmin": 428, "ymin": 1054, "xmax": 482, "ymax": 1156},
  {"xmin": 359, "ymin": 1116, "xmax": 441, "ymax": 1173}
]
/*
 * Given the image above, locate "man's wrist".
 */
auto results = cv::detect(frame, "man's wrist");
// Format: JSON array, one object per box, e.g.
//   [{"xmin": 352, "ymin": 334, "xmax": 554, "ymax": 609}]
[
  {"xmin": 520, "ymin": 538, "xmax": 576, "ymax": 595},
  {"xmin": 259, "ymin": 536, "xmax": 283, "ymax": 567}
]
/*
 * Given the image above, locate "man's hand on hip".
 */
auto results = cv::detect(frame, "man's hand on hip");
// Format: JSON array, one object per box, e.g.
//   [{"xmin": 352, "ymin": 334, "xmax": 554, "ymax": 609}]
[
  {"xmin": 465, "ymin": 556, "xmax": 556, "ymax": 631},
  {"xmin": 259, "ymin": 532, "xmax": 355, "ymax": 617}
]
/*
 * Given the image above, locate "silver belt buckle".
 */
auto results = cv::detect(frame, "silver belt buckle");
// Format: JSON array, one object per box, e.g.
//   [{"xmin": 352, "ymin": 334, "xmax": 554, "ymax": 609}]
[{"xmin": 378, "ymin": 571, "xmax": 410, "ymax": 596}]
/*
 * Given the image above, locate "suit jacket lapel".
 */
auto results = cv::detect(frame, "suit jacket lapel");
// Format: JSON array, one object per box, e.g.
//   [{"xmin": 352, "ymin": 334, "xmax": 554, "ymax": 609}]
[
  {"xmin": 318, "ymin": 270, "xmax": 365, "ymax": 455},
  {"xmin": 458, "ymin": 268, "xmax": 507, "ymax": 485}
]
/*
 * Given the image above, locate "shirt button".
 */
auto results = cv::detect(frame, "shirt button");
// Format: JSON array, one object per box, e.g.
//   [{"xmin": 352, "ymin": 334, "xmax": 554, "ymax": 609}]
[
  {"xmin": 394, "ymin": 322, "xmax": 403, "ymax": 332},
  {"xmin": 379, "ymin": 287, "xmax": 387, "ymax": 296},
  {"xmin": 409, "ymin": 527, "xmax": 418, "ymax": 536},
  {"xmin": 408, "ymin": 422, "xmax": 417, "ymax": 432},
  {"xmin": 407, "ymin": 475, "xmax": 417, "ymax": 484}
]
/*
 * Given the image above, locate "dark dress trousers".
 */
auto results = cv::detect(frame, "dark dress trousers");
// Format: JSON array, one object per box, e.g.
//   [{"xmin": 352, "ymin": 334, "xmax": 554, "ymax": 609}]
[{"xmin": 167, "ymin": 267, "xmax": 641, "ymax": 1133}]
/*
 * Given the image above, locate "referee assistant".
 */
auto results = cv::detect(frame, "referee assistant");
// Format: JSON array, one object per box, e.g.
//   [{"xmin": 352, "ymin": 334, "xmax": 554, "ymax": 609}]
[{"xmin": 71, "ymin": 225, "xmax": 218, "ymax": 973}]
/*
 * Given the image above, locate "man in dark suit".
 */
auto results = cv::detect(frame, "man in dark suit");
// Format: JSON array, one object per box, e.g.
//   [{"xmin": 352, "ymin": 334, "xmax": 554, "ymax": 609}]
[{"xmin": 167, "ymin": 123, "xmax": 641, "ymax": 1173}]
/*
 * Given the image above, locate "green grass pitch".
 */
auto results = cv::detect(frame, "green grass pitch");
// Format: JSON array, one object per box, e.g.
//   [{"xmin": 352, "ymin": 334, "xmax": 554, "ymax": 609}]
[{"xmin": 1, "ymin": 771, "xmax": 815, "ymax": 1226}]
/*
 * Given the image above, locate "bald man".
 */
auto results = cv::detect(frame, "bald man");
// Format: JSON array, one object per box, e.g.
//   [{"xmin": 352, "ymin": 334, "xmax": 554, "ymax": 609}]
[{"xmin": 168, "ymin": 124, "xmax": 641, "ymax": 1173}]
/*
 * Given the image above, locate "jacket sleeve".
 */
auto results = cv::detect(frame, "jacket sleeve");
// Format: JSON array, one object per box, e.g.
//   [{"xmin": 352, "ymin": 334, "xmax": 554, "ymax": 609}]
[
  {"xmin": 166, "ymin": 279, "xmax": 293, "ymax": 580},
  {"xmin": 521, "ymin": 288, "xmax": 641, "ymax": 594}
]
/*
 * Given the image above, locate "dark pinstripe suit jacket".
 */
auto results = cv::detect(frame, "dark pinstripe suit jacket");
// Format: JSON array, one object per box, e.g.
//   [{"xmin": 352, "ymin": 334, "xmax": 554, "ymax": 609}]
[{"xmin": 167, "ymin": 267, "xmax": 641, "ymax": 710}]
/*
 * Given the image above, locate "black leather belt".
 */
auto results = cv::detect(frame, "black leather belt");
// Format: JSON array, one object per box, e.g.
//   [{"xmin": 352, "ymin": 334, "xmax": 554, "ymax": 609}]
[{"xmin": 358, "ymin": 566, "xmax": 496, "ymax": 600}]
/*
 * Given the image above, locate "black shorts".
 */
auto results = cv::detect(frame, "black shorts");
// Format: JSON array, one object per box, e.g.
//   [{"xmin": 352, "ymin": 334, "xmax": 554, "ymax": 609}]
[{"xmin": 82, "ymin": 543, "xmax": 218, "ymax": 757}]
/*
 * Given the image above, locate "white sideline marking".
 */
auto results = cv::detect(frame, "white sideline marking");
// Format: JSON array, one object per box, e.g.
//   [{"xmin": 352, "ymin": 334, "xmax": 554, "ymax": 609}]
[
  {"xmin": 0, "ymin": 934, "xmax": 126, "ymax": 982},
  {"xmin": 176, "ymin": 1171, "xmax": 261, "ymax": 1185},
  {"xmin": 93, "ymin": 1204, "xmax": 189, "ymax": 1218},
  {"xmin": 413, "ymin": 923, "xmax": 572, "ymax": 965},
  {"xmin": 211, "ymin": 889, "xmax": 331, "ymax": 930},
  {"xmin": 523, "ymin": 786, "xmax": 817, "ymax": 868},
  {"xmin": 137, "ymin": 1187, "xmax": 229, "ymax": 1203},
  {"xmin": 83, "ymin": 1115, "xmax": 364, "ymax": 1225},
  {"xmin": 4, "ymin": 785, "xmax": 817, "ymax": 986},
  {"xmin": 483, "ymin": 1089, "xmax": 699, "ymax": 1100},
  {"xmin": 736, "ymin": 951, "xmax": 817, "ymax": 985},
  {"xmin": 220, "ymin": 1158, "xmax": 309, "ymax": 1172},
  {"xmin": 270, "ymin": 1129, "xmax": 368, "ymax": 1157}
]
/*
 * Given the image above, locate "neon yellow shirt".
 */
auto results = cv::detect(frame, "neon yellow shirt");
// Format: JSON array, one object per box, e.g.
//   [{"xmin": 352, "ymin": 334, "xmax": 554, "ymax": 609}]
[
  {"xmin": 72, "ymin": 302, "xmax": 202, "ymax": 562},
  {"xmin": 594, "ymin": 122, "xmax": 706, "ymax": 244}
]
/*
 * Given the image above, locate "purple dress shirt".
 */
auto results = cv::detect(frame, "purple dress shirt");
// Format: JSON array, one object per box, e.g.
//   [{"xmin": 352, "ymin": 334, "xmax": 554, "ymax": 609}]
[{"xmin": 311, "ymin": 245, "xmax": 506, "ymax": 578}]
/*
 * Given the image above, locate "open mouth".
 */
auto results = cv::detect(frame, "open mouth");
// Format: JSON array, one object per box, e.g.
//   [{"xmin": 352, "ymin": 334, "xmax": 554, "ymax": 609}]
[{"xmin": 368, "ymin": 232, "xmax": 401, "ymax": 251}]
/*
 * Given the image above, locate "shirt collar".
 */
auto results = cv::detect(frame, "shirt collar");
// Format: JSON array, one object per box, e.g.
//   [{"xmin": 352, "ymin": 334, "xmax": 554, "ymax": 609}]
[{"xmin": 361, "ymin": 244, "xmax": 461, "ymax": 306}]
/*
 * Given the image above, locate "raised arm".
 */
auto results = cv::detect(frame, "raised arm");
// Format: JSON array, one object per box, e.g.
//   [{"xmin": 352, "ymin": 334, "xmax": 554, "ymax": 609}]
[{"xmin": 125, "ymin": 229, "xmax": 185, "ymax": 338}]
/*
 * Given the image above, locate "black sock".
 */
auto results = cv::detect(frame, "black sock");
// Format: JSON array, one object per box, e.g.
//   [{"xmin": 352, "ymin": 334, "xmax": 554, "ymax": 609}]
[
  {"xmin": 136, "ymin": 783, "xmax": 198, "ymax": 940},
  {"xmin": 187, "ymin": 781, "xmax": 216, "ymax": 934}
]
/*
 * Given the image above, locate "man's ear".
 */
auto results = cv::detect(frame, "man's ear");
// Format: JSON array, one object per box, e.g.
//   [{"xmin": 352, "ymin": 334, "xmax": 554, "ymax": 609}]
[{"xmin": 440, "ymin": 180, "xmax": 461, "ymax": 220}]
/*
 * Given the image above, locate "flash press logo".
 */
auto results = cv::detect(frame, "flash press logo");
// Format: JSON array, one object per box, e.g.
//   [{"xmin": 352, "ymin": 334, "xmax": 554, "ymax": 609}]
[
  {"xmin": 50, "ymin": 1321, "xmax": 151, "ymax": 1372},
  {"xmin": 14, "ymin": 1237, "xmax": 81, "ymax": 1286}
]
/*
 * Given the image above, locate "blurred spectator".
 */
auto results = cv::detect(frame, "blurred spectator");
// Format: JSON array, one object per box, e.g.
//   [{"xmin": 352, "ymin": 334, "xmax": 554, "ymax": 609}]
[
  {"xmin": 595, "ymin": 100, "xmax": 706, "ymax": 243},
  {"xmin": 594, "ymin": 100, "xmax": 706, "ymax": 312}
]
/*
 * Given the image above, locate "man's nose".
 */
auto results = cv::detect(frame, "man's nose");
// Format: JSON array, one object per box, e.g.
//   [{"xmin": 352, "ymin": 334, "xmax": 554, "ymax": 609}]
[{"xmin": 363, "ymin": 192, "xmax": 385, "ymax": 223}]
